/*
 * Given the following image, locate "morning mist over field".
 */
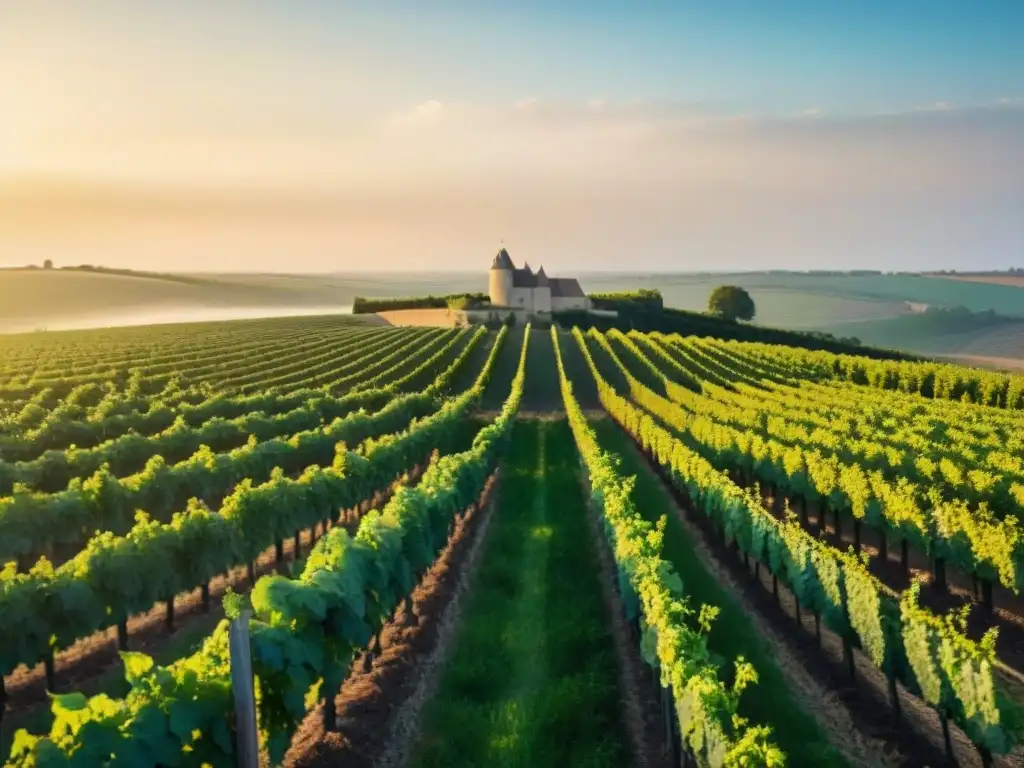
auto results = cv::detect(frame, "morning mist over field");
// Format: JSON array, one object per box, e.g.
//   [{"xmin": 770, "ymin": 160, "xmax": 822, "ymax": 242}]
[{"xmin": 2, "ymin": 1, "xmax": 1022, "ymax": 273}]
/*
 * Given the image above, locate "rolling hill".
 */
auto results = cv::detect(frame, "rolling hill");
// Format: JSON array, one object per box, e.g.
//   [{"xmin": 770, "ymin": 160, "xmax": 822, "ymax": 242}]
[
  {"xmin": 0, "ymin": 269, "xmax": 353, "ymax": 333},
  {"xmin": 4, "ymin": 268, "xmax": 1024, "ymax": 366}
]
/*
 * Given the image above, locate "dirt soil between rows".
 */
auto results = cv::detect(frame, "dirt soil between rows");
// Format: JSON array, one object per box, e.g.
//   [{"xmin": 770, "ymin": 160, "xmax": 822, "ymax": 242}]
[
  {"xmin": 627, "ymin": 430, "xmax": 1022, "ymax": 768},
  {"xmin": 284, "ymin": 472, "xmax": 500, "ymax": 768},
  {"xmin": 754, "ymin": 484, "xmax": 1024, "ymax": 704},
  {"xmin": 577, "ymin": 472, "xmax": 672, "ymax": 768},
  {"xmin": 0, "ymin": 475, "xmax": 415, "ymax": 744}
]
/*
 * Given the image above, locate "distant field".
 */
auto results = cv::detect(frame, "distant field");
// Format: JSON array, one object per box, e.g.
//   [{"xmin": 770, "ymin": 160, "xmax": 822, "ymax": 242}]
[
  {"xmin": 925, "ymin": 273, "xmax": 1024, "ymax": 288},
  {"xmin": 0, "ymin": 269, "xmax": 920, "ymax": 335},
  {"xmin": 0, "ymin": 270, "xmax": 357, "ymax": 333},
  {"xmin": 581, "ymin": 271, "xmax": 1024, "ymax": 360},
  {"xmin": 580, "ymin": 271, "xmax": 1024, "ymax": 317},
  {"xmin": 941, "ymin": 354, "xmax": 1024, "ymax": 373},
  {"xmin": 821, "ymin": 312, "xmax": 1024, "ymax": 360},
  {"xmin": 4, "ymin": 268, "xmax": 1024, "ymax": 362},
  {"xmin": 199, "ymin": 271, "xmax": 487, "ymax": 303}
]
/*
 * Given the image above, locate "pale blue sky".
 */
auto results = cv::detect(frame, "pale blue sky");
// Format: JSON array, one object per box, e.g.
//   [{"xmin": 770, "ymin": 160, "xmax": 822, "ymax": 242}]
[{"xmin": 1, "ymin": 1, "xmax": 1022, "ymax": 272}]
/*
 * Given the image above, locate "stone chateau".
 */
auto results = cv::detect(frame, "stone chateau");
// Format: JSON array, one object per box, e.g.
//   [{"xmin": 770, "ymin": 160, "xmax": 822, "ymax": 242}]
[{"xmin": 487, "ymin": 248, "xmax": 590, "ymax": 313}]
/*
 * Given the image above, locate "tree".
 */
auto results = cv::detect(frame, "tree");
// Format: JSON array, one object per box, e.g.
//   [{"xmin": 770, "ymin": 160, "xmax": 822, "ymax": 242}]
[
  {"xmin": 708, "ymin": 285, "xmax": 756, "ymax": 322},
  {"xmin": 43, "ymin": 259, "xmax": 54, "ymax": 269}
]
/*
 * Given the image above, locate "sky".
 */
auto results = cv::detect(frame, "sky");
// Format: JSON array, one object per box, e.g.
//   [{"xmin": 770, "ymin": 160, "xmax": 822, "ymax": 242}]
[{"xmin": 1, "ymin": 1, "xmax": 1022, "ymax": 273}]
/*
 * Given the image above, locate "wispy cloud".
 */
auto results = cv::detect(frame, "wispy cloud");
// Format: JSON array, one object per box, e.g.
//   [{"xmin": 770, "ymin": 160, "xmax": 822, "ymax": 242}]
[
  {"xmin": 913, "ymin": 100, "xmax": 952, "ymax": 112},
  {"xmin": 384, "ymin": 99, "xmax": 447, "ymax": 130}
]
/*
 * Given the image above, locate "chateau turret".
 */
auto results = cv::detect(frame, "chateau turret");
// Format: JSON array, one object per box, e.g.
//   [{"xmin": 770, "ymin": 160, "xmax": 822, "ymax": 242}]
[{"xmin": 486, "ymin": 247, "xmax": 589, "ymax": 313}]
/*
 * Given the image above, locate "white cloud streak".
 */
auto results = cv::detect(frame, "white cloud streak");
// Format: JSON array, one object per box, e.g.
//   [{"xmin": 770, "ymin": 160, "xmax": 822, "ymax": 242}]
[{"xmin": 383, "ymin": 99, "xmax": 447, "ymax": 130}]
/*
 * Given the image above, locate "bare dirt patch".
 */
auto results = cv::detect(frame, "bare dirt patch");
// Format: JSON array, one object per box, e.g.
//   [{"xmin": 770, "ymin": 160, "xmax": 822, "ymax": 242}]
[{"xmin": 375, "ymin": 309, "xmax": 460, "ymax": 327}]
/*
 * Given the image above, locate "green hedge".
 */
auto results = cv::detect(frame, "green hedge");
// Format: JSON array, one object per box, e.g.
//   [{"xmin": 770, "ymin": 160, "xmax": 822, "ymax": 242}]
[
  {"xmin": 588, "ymin": 289, "xmax": 665, "ymax": 311},
  {"xmin": 352, "ymin": 293, "xmax": 488, "ymax": 314}
]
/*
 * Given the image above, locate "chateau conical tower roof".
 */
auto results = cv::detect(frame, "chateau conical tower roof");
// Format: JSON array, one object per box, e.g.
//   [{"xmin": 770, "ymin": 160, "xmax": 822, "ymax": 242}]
[
  {"xmin": 535, "ymin": 265, "xmax": 550, "ymax": 286},
  {"xmin": 491, "ymin": 247, "xmax": 514, "ymax": 270}
]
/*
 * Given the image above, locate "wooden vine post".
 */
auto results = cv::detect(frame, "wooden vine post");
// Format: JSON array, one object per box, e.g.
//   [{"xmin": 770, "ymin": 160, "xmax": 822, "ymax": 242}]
[
  {"xmin": 886, "ymin": 667, "xmax": 901, "ymax": 726},
  {"xmin": 229, "ymin": 610, "xmax": 260, "ymax": 768},
  {"xmin": 933, "ymin": 557, "xmax": 947, "ymax": 592},
  {"xmin": 44, "ymin": 649, "xmax": 57, "ymax": 692},
  {"xmin": 117, "ymin": 619, "xmax": 129, "ymax": 651}
]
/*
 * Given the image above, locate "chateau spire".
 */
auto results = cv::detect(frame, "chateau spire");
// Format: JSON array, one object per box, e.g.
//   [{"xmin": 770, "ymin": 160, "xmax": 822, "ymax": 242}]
[{"xmin": 491, "ymin": 246, "xmax": 514, "ymax": 270}]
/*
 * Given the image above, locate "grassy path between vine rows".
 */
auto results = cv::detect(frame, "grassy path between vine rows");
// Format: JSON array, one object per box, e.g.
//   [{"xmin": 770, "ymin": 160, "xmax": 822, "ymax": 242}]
[
  {"xmin": 520, "ymin": 330, "xmax": 563, "ymax": 412},
  {"xmin": 556, "ymin": 329, "xmax": 600, "ymax": 410},
  {"xmin": 480, "ymin": 328, "xmax": 526, "ymax": 410},
  {"xmin": 446, "ymin": 330, "xmax": 497, "ymax": 395},
  {"xmin": 591, "ymin": 419, "xmax": 853, "ymax": 768},
  {"xmin": 408, "ymin": 419, "xmax": 630, "ymax": 768}
]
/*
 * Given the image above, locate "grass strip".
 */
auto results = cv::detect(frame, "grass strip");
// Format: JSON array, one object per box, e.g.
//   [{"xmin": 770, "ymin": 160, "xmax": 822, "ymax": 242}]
[{"xmin": 410, "ymin": 419, "xmax": 629, "ymax": 768}]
